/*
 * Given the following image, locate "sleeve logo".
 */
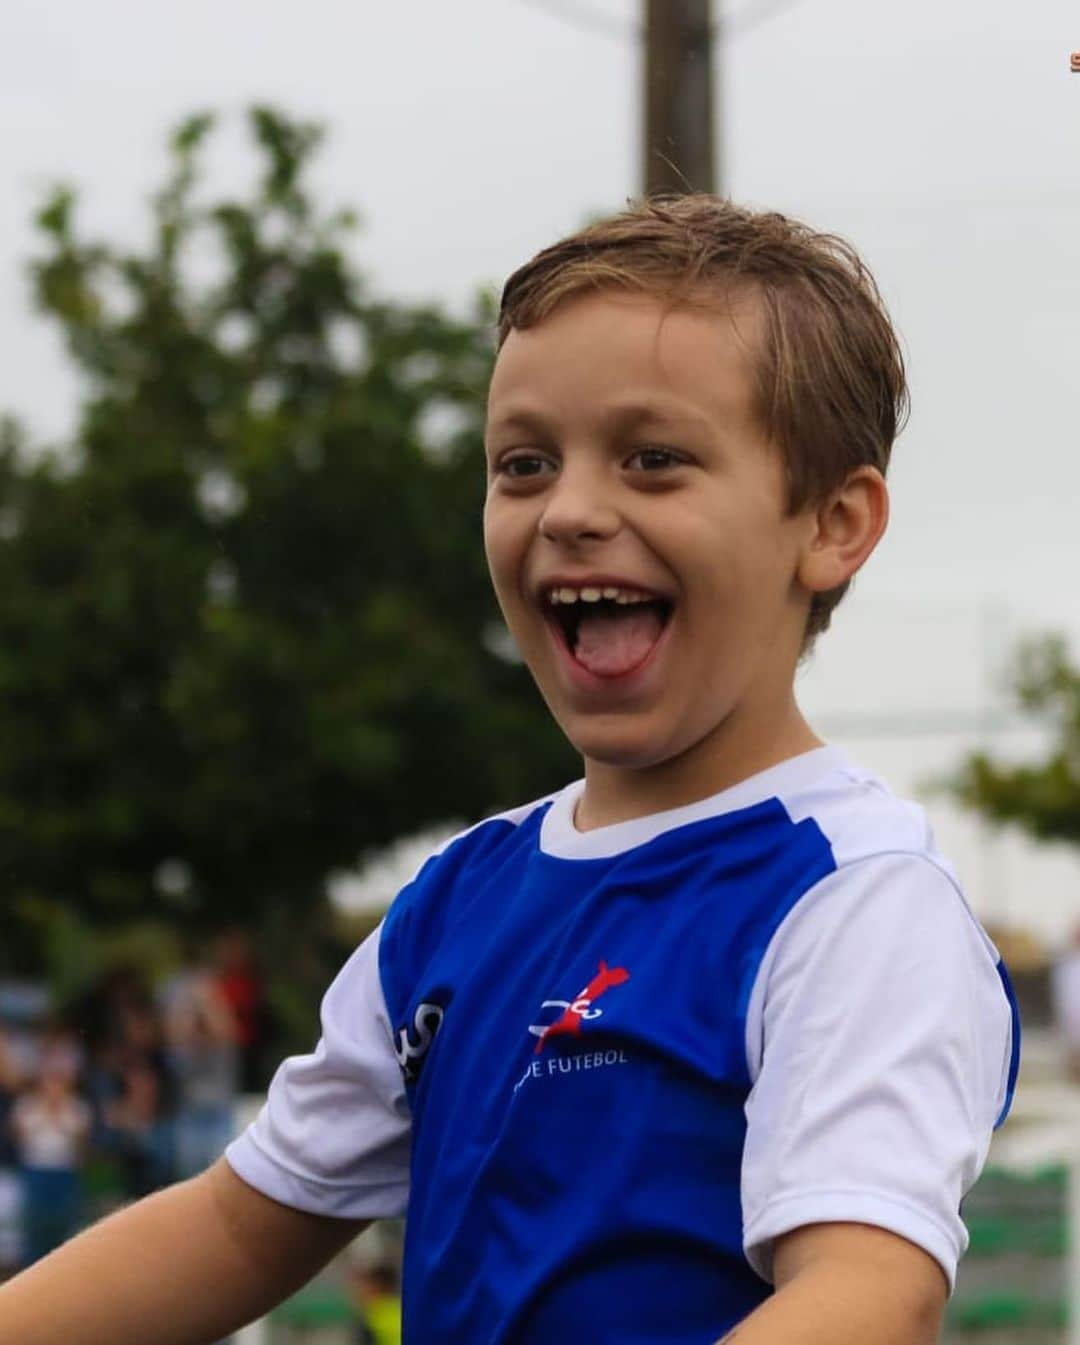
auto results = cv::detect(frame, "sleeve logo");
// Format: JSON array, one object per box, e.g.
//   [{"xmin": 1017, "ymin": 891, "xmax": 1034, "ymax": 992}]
[{"xmin": 394, "ymin": 1001, "xmax": 446, "ymax": 1083}]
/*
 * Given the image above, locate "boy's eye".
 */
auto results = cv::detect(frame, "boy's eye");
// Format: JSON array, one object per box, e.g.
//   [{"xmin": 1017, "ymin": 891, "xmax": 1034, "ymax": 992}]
[
  {"xmin": 496, "ymin": 453, "xmax": 556, "ymax": 479},
  {"xmin": 626, "ymin": 446, "xmax": 684, "ymax": 471}
]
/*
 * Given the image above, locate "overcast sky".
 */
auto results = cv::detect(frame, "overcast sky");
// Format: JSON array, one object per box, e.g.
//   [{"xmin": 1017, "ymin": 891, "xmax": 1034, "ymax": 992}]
[{"xmin": 3, "ymin": 0, "xmax": 1079, "ymax": 940}]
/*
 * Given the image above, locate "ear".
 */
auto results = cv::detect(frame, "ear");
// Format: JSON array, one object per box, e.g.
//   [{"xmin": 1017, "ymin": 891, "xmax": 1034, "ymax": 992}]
[{"xmin": 798, "ymin": 466, "xmax": 889, "ymax": 595}]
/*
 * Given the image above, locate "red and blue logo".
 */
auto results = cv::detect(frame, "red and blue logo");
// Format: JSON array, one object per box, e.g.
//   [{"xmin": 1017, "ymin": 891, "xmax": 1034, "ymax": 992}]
[{"xmin": 528, "ymin": 960, "xmax": 631, "ymax": 1054}]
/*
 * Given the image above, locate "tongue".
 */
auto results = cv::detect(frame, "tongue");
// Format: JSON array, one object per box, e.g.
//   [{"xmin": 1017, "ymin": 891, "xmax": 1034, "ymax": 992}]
[{"xmin": 574, "ymin": 605, "xmax": 664, "ymax": 677}]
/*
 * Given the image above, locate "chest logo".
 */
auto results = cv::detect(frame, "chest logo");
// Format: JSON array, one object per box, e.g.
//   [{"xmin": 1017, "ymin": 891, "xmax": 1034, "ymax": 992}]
[{"xmin": 529, "ymin": 960, "xmax": 630, "ymax": 1054}]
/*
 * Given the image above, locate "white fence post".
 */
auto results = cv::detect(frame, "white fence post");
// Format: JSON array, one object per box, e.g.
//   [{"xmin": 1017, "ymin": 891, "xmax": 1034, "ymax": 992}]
[
  {"xmin": 234, "ymin": 1319, "xmax": 271, "ymax": 1345},
  {"xmin": 991, "ymin": 1079, "xmax": 1080, "ymax": 1345},
  {"xmin": 1069, "ymin": 1154, "xmax": 1080, "ymax": 1345}
]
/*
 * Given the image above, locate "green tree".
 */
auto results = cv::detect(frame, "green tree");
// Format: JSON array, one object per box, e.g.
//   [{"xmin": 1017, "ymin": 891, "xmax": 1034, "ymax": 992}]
[
  {"xmin": 0, "ymin": 107, "xmax": 575, "ymax": 981},
  {"xmin": 950, "ymin": 634, "xmax": 1080, "ymax": 844}
]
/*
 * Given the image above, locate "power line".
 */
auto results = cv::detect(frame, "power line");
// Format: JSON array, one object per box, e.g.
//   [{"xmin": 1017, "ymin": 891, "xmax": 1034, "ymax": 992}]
[
  {"xmin": 519, "ymin": 0, "xmax": 810, "ymax": 44},
  {"xmin": 812, "ymin": 709, "xmax": 1033, "ymax": 741},
  {"xmin": 518, "ymin": 0, "xmax": 637, "ymax": 42},
  {"xmin": 724, "ymin": 0, "xmax": 808, "ymax": 38}
]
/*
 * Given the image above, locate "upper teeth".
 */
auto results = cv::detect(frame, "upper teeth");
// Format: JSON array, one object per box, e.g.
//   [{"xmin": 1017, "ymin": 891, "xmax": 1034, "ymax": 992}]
[{"xmin": 547, "ymin": 586, "xmax": 653, "ymax": 605}]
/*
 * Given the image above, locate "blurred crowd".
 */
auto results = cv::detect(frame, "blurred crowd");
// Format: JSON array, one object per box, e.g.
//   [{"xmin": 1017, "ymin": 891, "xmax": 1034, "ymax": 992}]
[{"xmin": 0, "ymin": 929, "xmax": 268, "ymax": 1277}]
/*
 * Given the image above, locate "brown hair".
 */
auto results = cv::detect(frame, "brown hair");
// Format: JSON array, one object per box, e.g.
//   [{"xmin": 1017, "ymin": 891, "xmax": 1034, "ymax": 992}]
[{"xmin": 496, "ymin": 195, "xmax": 908, "ymax": 645}]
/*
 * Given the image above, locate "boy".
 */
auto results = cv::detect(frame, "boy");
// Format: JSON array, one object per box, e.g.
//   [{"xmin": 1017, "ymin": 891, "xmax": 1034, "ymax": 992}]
[{"xmin": 0, "ymin": 196, "xmax": 1018, "ymax": 1344}]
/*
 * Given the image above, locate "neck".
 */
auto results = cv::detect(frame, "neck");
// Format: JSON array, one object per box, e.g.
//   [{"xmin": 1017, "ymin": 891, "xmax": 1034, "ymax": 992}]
[{"xmin": 575, "ymin": 701, "xmax": 822, "ymax": 832}]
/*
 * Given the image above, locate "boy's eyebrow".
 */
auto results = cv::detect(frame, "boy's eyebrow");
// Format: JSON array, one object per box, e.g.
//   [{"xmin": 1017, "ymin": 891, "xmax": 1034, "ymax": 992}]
[
  {"xmin": 486, "ymin": 400, "xmax": 713, "ymax": 438},
  {"xmin": 607, "ymin": 401, "xmax": 714, "ymax": 433},
  {"xmin": 484, "ymin": 407, "xmax": 550, "ymax": 439}
]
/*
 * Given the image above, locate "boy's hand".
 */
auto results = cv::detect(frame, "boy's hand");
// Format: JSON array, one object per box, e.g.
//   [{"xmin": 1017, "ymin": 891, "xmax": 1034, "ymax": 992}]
[
  {"xmin": 0, "ymin": 1158, "xmax": 367, "ymax": 1345},
  {"xmin": 716, "ymin": 1222, "xmax": 946, "ymax": 1345}
]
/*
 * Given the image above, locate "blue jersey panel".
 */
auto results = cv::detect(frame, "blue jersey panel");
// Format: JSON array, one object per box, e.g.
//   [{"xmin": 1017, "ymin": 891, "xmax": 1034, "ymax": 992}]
[
  {"xmin": 379, "ymin": 797, "xmax": 837, "ymax": 1345},
  {"xmin": 993, "ymin": 958, "xmax": 1021, "ymax": 1128}
]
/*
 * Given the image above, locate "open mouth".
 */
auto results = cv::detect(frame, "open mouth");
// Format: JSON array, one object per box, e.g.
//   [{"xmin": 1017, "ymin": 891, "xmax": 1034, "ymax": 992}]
[{"xmin": 544, "ymin": 585, "xmax": 674, "ymax": 678}]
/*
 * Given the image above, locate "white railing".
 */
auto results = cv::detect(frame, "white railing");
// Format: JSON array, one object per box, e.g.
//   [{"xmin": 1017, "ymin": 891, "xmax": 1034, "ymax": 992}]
[{"xmin": 991, "ymin": 1078, "xmax": 1080, "ymax": 1345}]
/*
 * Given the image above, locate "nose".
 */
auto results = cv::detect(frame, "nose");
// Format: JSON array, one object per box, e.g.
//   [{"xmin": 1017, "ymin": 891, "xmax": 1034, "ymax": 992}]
[{"xmin": 537, "ymin": 461, "xmax": 620, "ymax": 546}]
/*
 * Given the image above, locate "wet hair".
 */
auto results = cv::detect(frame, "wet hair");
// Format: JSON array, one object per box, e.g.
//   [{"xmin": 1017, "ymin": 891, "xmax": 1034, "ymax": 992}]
[{"xmin": 496, "ymin": 195, "xmax": 908, "ymax": 645}]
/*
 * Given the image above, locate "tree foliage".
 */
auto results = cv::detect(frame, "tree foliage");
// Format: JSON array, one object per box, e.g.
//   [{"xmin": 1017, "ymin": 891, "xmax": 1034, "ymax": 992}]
[
  {"xmin": 0, "ymin": 108, "xmax": 575, "ymax": 972},
  {"xmin": 950, "ymin": 634, "xmax": 1080, "ymax": 845}
]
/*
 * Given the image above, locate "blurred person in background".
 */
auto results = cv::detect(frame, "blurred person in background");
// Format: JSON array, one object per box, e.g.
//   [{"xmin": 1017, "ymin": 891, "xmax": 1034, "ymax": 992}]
[
  {"xmin": 92, "ymin": 997, "xmax": 176, "ymax": 1199},
  {"xmin": 213, "ymin": 929, "xmax": 269, "ymax": 1093},
  {"xmin": 31, "ymin": 1021, "xmax": 83, "ymax": 1089},
  {"xmin": 9, "ymin": 1031, "xmax": 91, "ymax": 1266},
  {"xmin": 352, "ymin": 1261, "xmax": 402, "ymax": 1345},
  {"xmin": 0, "ymin": 1024, "xmax": 25, "ymax": 1277},
  {"xmin": 76, "ymin": 966, "xmax": 148, "ymax": 1065},
  {"xmin": 101, "ymin": 1058, "xmax": 173, "ymax": 1198},
  {"xmin": 163, "ymin": 958, "xmax": 238, "ymax": 1180}
]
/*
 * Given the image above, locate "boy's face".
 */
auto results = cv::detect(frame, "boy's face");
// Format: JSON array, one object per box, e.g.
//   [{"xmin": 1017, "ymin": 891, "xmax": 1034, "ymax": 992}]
[{"xmin": 483, "ymin": 291, "xmax": 819, "ymax": 793}]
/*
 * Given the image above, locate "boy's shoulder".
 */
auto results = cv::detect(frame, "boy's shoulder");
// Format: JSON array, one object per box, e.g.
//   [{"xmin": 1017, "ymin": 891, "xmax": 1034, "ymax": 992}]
[
  {"xmin": 385, "ymin": 787, "xmax": 568, "ymax": 915},
  {"xmin": 774, "ymin": 753, "xmax": 962, "ymax": 898},
  {"xmin": 424, "ymin": 788, "xmax": 566, "ymax": 869},
  {"xmin": 777, "ymin": 749, "xmax": 946, "ymax": 874}
]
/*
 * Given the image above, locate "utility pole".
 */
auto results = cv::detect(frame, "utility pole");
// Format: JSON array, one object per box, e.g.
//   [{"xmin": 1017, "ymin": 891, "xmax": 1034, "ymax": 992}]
[{"xmin": 642, "ymin": 0, "xmax": 717, "ymax": 196}]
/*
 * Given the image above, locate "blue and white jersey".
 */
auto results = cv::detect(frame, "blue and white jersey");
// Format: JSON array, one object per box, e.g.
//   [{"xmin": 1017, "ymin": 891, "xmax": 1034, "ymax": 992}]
[{"xmin": 227, "ymin": 746, "xmax": 1019, "ymax": 1345}]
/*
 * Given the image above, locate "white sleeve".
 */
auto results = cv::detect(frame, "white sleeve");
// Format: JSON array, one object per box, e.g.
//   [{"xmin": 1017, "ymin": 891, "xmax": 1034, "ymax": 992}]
[
  {"xmin": 225, "ymin": 923, "xmax": 411, "ymax": 1219},
  {"xmin": 741, "ymin": 853, "xmax": 1013, "ymax": 1292}
]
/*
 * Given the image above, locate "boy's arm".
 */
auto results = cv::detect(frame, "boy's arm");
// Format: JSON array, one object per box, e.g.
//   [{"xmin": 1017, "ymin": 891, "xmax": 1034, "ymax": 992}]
[
  {"xmin": 715, "ymin": 1222, "xmax": 946, "ymax": 1344},
  {"xmin": 0, "ymin": 1158, "xmax": 366, "ymax": 1345},
  {"xmin": 731, "ymin": 855, "xmax": 1017, "ymax": 1345}
]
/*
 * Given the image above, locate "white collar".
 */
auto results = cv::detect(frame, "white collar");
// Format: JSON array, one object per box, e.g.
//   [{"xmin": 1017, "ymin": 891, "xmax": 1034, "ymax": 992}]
[{"xmin": 539, "ymin": 745, "xmax": 850, "ymax": 860}]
